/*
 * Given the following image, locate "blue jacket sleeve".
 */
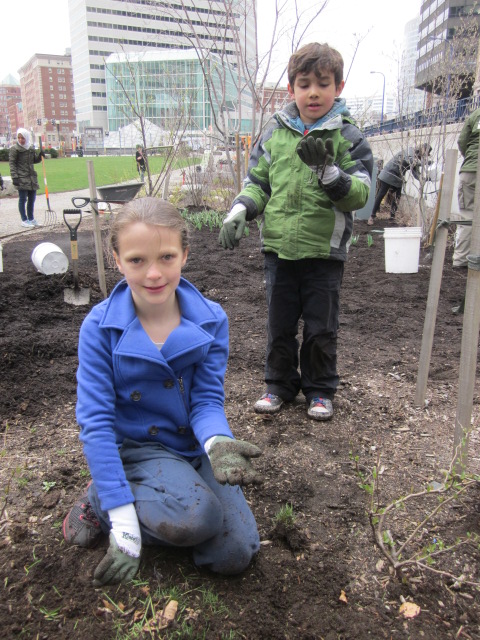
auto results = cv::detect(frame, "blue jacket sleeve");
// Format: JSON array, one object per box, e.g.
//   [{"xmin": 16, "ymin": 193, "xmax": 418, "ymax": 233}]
[
  {"xmin": 76, "ymin": 308, "xmax": 136, "ymax": 511},
  {"xmin": 188, "ymin": 305, "xmax": 233, "ymax": 446}
]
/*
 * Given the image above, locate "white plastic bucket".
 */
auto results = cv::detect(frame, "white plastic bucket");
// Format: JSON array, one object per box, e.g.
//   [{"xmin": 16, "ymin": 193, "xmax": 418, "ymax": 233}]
[
  {"xmin": 384, "ymin": 227, "xmax": 422, "ymax": 274},
  {"xmin": 31, "ymin": 242, "xmax": 69, "ymax": 275}
]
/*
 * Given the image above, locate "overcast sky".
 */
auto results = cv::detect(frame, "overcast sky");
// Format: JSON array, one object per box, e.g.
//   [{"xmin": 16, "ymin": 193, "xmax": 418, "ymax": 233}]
[{"xmin": 1, "ymin": 0, "xmax": 421, "ymax": 101}]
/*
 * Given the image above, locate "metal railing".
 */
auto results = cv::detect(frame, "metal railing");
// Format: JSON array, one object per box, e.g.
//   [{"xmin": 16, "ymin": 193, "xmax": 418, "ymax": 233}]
[{"xmin": 363, "ymin": 95, "xmax": 480, "ymax": 137}]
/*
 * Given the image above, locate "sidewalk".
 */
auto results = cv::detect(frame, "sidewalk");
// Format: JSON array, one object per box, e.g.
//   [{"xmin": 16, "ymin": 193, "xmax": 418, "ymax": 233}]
[
  {"xmin": 0, "ymin": 188, "xmax": 93, "ymax": 241},
  {"xmin": 0, "ymin": 168, "xmax": 187, "ymax": 242}
]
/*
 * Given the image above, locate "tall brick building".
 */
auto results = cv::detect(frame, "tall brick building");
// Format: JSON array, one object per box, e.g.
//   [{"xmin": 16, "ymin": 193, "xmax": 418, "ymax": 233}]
[
  {"xmin": 18, "ymin": 52, "xmax": 76, "ymax": 150},
  {"xmin": 0, "ymin": 76, "xmax": 21, "ymax": 144}
]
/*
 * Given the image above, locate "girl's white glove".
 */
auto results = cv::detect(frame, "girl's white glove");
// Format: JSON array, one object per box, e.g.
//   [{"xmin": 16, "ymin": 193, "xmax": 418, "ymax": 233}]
[
  {"xmin": 92, "ymin": 503, "xmax": 141, "ymax": 586},
  {"xmin": 108, "ymin": 503, "xmax": 142, "ymax": 557}
]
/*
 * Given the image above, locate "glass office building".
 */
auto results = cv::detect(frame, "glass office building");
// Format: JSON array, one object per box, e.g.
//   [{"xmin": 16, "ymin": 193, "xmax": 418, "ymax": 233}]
[
  {"xmin": 68, "ymin": 0, "xmax": 257, "ymax": 133},
  {"xmin": 105, "ymin": 49, "xmax": 251, "ymax": 139},
  {"xmin": 416, "ymin": 0, "xmax": 480, "ymax": 97}
]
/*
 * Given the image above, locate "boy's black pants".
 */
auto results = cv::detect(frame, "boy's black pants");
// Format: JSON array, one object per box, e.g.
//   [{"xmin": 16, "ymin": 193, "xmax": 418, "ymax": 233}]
[{"xmin": 263, "ymin": 252, "xmax": 343, "ymax": 403}]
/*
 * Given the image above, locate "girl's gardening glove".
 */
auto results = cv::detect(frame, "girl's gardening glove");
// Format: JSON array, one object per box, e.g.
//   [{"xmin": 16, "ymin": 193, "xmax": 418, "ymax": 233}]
[
  {"xmin": 93, "ymin": 503, "xmax": 141, "ymax": 586},
  {"xmin": 208, "ymin": 436, "xmax": 263, "ymax": 485},
  {"xmin": 218, "ymin": 203, "xmax": 247, "ymax": 250},
  {"xmin": 296, "ymin": 136, "xmax": 339, "ymax": 184}
]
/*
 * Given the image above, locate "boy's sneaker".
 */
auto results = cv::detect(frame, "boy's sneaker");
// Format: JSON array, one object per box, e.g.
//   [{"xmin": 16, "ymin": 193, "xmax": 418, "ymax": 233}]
[
  {"xmin": 21, "ymin": 220, "xmax": 33, "ymax": 228},
  {"xmin": 30, "ymin": 219, "xmax": 42, "ymax": 227},
  {"xmin": 254, "ymin": 393, "xmax": 283, "ymax": 414},
  {"xmin": 63, "ymin": 485, "xmax": 103, "ymax": 548},
  {"xmin": 307, "ymin": 397, "xmax": 333, "ymax": 421}
]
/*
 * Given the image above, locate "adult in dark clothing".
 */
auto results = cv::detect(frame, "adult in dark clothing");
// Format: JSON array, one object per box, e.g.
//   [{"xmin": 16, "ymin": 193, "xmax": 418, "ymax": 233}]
[
  {"xmin": 453, "ymin": 107, "xmax": 480, "ymax": 267},
  {"xmin": 368, "ymin": 144, "xmax": 431, "ymax": 225},
  {"xmin": 9, "ymin": 128, "xmax": 44, "ymax": 228},
  {"xmin": 135, "ymin": 145, "xmax": 146, "ymax": 183}
]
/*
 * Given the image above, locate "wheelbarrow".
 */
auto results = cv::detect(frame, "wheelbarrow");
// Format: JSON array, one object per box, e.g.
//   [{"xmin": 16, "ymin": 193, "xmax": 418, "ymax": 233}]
[{"xmin": 72, "ymin": 181, "xmax": 143, "ymax": 213}]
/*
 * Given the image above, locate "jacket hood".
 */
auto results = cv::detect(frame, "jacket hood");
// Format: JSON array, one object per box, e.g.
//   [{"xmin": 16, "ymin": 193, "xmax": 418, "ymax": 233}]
[
  {"xmin": 277, "ymin": 98, "xmax": 351, "ymax": 134},
  {"xmin": 16, "ymin": 128, "xmax": 31, "ymax": 149}
]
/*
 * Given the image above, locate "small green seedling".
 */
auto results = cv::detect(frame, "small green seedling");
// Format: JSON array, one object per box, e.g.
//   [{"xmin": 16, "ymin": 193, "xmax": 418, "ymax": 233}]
[
  {"xmin": 17, "ymin": 476, "xmax": 30, "ymax": 489},
  {"xmin": 367, "ymin": 233, "xmax": 374, "ymax": 247},
  {"xmin": 39, "ymin": 606, "xmax": 61, "ymax": 621},
  {"xmin": 42, "ymin": 481, "xmax": 57, "ymax": 493},
  {"xmin": 274, "ymin": 502, "xmax": 296, "ymax": 528}
]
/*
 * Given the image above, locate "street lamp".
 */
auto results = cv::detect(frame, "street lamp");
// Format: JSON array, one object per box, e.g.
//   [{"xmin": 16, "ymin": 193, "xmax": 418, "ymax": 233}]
[{"xmin": 370, "ymin": 70, "xmax": 386, "ymax": 126}]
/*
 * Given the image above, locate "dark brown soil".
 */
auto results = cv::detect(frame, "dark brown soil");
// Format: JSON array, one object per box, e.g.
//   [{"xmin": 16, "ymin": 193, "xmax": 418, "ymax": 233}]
[{"xmin": 0, "ymin": 211, "xmax": 479, "ymax": 640}]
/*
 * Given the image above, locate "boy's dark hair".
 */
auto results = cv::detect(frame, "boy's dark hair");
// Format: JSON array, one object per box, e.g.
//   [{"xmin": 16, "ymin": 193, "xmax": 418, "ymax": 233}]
[{"xmin": 287, "ymin": 42, "xmax": 344, "ymax": 88}]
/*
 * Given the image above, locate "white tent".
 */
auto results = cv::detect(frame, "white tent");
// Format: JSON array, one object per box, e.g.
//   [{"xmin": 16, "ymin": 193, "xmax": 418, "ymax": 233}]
[{"xmin": 104, "ymin": 119, "xmax": 168, "ymax": 150}]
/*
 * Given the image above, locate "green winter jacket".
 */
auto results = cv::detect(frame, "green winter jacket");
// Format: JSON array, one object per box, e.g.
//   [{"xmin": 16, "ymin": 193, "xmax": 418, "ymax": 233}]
[
  {"xmin": 234, "ymin": 100, "xmax": 373, "ymax": 261},
  {"xmin": 458, "ymin": 107, "xmax": 480, "ymax": 173},
  {"xmin": 9, "ymin": 144, "xmax": 42, "ymax": 191}
]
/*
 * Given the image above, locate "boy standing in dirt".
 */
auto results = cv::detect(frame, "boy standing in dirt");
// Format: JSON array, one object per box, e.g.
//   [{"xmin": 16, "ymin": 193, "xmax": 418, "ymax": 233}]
[{"xmin": 219, "ymin": 42, "xmax": 373, "ymax": 421}]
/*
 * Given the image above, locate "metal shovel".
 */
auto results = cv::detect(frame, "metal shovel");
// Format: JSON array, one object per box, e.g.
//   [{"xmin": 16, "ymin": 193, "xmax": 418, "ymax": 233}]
[{"xmin": 63, "ymin": 209, "xmax": 90, "ymax": 305}]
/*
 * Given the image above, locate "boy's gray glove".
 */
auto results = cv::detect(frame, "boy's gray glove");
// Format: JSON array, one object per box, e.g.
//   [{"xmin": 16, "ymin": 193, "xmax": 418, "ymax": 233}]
[
  {"xmin": 208, "ymin": 436, "xmax": 263, "ymax": 485},
  {"xmin": 218, "ymin": 203, "xmax": 247, "ymax": 250},
  {"xmin": 93, "ymin": 532, "xmax": 141, "ymax": 586},
  {"xmin": 297, "ymin": 136, "xmax": 339, "ymax": 184}
]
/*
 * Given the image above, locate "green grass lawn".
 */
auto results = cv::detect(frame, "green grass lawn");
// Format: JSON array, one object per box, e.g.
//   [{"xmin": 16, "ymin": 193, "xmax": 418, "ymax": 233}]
[{"xmin": 0, "ymin": 155, "xmax": 173, "ymax": 195}]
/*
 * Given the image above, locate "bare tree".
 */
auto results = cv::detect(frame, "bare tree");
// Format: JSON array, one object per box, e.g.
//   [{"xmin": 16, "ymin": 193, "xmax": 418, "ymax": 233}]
[{"xmin": 149, "ymin": 0, "xmax": 329, "ymax": 186}]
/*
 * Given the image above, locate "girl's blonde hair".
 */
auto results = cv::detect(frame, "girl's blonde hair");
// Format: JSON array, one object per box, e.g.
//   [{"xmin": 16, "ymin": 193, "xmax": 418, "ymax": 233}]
[{"xmin": 109, "ymin": 197, "xmax": 190, "ymax": 254}]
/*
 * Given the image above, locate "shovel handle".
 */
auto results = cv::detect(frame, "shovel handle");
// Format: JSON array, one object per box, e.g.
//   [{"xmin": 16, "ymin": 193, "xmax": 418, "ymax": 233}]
[
  {"xmin": 63, "ymin": 208, "xmax": 82, "ymax": 241},
  {"xmin": 72, "ymin": 196, "xmax": 90, "ymax": 209}
]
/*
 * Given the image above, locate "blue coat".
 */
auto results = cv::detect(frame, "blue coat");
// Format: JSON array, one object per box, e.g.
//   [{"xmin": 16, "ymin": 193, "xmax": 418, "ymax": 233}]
[{"xmin": 76, "ymin": 277, "xmax": 234, "ymax": 511}]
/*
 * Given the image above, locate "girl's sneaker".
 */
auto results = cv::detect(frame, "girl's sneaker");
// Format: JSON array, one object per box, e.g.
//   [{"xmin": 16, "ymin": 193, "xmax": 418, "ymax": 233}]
[{"xmin": 63, "ymin": 484, "xmax": 103, "ymax": 548}]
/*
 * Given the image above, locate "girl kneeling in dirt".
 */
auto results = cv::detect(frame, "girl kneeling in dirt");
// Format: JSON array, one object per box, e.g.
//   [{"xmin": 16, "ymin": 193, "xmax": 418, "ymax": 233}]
[{"xmin": 63, "ymin": 197, "xmax": 262, "ymax": 586}]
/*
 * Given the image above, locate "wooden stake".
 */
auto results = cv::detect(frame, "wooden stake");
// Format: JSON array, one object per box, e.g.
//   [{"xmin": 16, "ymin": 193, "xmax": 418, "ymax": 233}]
[
  {"xmin": 426, "ymin": 173, "xmax": 444, "ymax": 247},
  {"xmin": 453, "ymin": 149, "xmax": 480, "ymax": 471},
  {"xmin": 87, "ymin": 161, "xmax": 107, "ymax": 299},
  {"xmin": 414, "ymin": 150, "xmax": 457, "ymax": 407},
  {"xmin": 235, "ymin": 133, "xmax": 241, "ymax": 193}
]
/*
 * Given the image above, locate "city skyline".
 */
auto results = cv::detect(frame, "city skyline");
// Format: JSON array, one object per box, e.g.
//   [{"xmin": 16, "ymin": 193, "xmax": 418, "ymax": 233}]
[{"xmin": 2, "ymin": 0, "xmax": 421, "ymax": 102}]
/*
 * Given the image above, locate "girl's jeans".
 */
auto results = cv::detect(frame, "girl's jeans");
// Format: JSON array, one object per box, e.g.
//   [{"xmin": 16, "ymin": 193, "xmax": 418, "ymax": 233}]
[
  {"xmin": 88, "ymin": 439, "xmax": 260, "ymax": 575},
  {"xmin": 18, "ymin": 189, "xmax": 36, "ymax": 222}
]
